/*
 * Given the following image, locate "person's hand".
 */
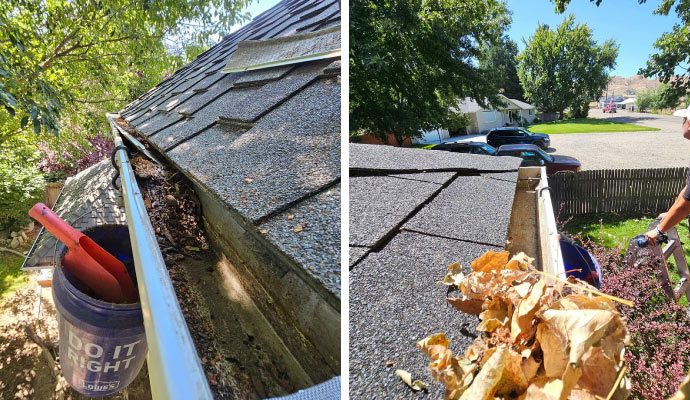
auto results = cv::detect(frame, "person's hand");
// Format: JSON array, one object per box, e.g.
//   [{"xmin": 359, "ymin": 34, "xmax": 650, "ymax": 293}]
[{"xmin": 645, "ymin": 229, "xmax": 660, "ymax": 245}]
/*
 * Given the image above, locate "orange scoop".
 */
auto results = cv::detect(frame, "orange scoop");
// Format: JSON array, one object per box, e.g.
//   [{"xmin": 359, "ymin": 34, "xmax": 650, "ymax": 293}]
[{"xmin": 29, "ymin": 203, "xmax": 138, "ymax": 303}]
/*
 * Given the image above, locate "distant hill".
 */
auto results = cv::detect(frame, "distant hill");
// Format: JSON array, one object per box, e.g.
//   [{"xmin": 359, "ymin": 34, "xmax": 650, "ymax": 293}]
[{"xmin": 605, "ymin": 75, "xmax": 661, "ymax": 97}]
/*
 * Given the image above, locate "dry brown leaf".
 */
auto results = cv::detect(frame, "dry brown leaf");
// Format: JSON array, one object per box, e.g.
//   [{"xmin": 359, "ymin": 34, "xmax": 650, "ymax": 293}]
[
  {"xmin": 551, "ymin": 294, "xmax": 617, "ymax": 312},
  {"xmin": 497, "ymin": 347, "xmax": 529, "ymax": 395},
  {"xmin": 287, "ymin": 214, "xmax": 294, "ymax": 220},
  {"xmin": 514, "ymin": 281, "xmax": 533, "ymax": 299},
  {"xmin": 471, "ymin": 250, "xmax": 510, "ymax": 272},
  {"xmin": 244, "ymin": 178, "xmax": 253, "ymax": 183},
  {"xmin": 396, "ymin": 369, "xmax": 427, "ymax": 391},
  {"xmin": 559, "ymin": 364, "xmax": 582, "ymax": 400},
  {"xmin": 447, "ymin": 297, "xmax": 483, "ymax": 315},
  {"xmin": 442, "ymin": 262, "xmax": 465, "ymax": 287},
  {"xmin": 386, "ymin": 361, "xmax": 396, "ymax": 367},
  {"xmin": 578, "ymin": 346, "xmax": 618, "ymax": 397},
  {"xmin": 460, "ymin": 345, "xmax": 508, "ymax": 400},
  {"xmin": 522, "ymin": 356, "xmax": 540, "ymax": 381},
  {"xmin": 536, "ymin": 323, "xmax": 569, "ymax": 378},
  {"xmin": 418, "ymin": 334, "xmax": 472, "ymax": 399},
  {"xmin": 478, "ymin": 297, "xmax": 512, "ymax": 333},
  {"xmin": 540, "ymin": 309, "xmax": 623, "ymax": 366},
  {"xmin": 511, "ymin": 279, "xmax": 547, "ymax": 342},
  {"xmin": 293, "ymin": 225, "xmax": 303, "ymax": 233},
  {"xmin": 505, "ymin": 252, "xmax": 534, "ymax": 271},
  {"xmin": 259, "ymin": 229, "xmax": 268, "ymax": 234}
]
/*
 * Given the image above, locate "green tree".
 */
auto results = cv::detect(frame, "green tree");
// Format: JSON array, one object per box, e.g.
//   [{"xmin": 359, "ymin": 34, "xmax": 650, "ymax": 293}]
[
  {"xmin": 552, "ymin": 0, "xmax": 690, "ymax": 105},
  {"xmin": 636, "ymin": 83, "xmax": 681, "ymax": 111},
  {"xmin": 517, "ymin": 15, "xmax": 618, "ymax": 119},
  {"xmin": 479, "ymin": 35, "xmax": 525, "ymax": 101},
  {"xmin": 635, "ymin": 88, "xmax": 656, "ymax": 112},
  {"xmin": 0, "ymin": 0, "xmax": 251, "ymax": 144},
  {"xmin": 349, "ymin": 0, "xmax": 511, "ymax": 142}
]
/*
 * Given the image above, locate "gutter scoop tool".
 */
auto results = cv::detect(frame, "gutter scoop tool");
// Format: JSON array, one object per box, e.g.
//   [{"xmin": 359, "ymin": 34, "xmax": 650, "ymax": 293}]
[{"xmin": 29, "ymin": 203, "xmax": 138, "ymax": 303}]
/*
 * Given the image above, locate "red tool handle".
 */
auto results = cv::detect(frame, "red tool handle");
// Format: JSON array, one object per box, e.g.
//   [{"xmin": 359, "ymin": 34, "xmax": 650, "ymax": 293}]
[
  {"xmin": 29, "ymin": 203, "xmax": 81, "ymax": 248},
  {"xmin": 29, "ymin": 203, "xmax": 138, "ymax": 303}
]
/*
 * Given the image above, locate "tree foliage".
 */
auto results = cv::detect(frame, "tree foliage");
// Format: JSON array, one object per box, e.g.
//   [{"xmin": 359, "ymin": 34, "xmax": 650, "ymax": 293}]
[
  {"xmin": 349, "ymin": 0, "xmax": 511, "ymax": 141},
  {"xmin": 635, "ymin": 83, "xmax": 681, "ymax": 111},
  {"xmin": 0, "ymin": 136, "xmax": 44, "ymax": 229},
  {"xmin": 0, "ymin": 0, "xmax": 251, "ymax": 145},
  {"xmin": 517, "ymin": 15, "xmax": 618, "ymax": 119},
  {"xmin": 479, "ymin": 35, "xmax": 525, "ymax": 101},
  {"xmin": 552, "ymin": 0, "xmax": 690, "ymax": 105}
]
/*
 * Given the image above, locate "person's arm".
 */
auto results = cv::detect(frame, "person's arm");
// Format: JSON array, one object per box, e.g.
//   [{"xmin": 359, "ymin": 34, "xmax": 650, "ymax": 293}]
[
  {"xmin": 646, "ymin": 185, "xmax": 690, "ymax": 244},
  {"xmin": 660, "ymin": 185, "xmax": 690, "ymax": 219}
]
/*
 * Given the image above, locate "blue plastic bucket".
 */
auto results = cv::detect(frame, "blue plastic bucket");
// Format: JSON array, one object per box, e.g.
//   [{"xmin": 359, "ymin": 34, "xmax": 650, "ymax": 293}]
[{"xmin": 52, "ymin": 225, "xmax": 147, "ymax": 397}]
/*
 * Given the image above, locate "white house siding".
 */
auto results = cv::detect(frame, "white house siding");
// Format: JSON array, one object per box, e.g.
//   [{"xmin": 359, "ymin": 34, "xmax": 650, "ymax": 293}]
[
  {"xmin": 520, "ymin": 109, "xmax": 536, "ymax": 124},
  {"xmin": 477, "ymin": 110, "xmax": 507, "ymax": 133}
]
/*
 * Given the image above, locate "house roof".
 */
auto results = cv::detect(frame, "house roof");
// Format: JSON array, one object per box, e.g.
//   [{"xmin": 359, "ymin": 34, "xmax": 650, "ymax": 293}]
[
  {"xmin": 23, "ymin": 160, "xmax": 126, "ymax": 270},
  {"xmin": 506, "ymin": 97, "xmax": 535, "ymax": 110},
  {"xmin": 349, "ymin": 144, "xmax": 521, "ymax": 398},
  {"xmin": 455, "ymin": 95, "xmax": 533, "ymax": 114},
  {"xmin": 117, "ymin": 0, "xmax": 341, "ymax": 298}
]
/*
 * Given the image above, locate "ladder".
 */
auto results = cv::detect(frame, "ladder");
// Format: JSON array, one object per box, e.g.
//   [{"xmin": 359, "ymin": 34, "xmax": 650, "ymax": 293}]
[{"xmin": 625, "ymin": 220, "xmax": 690, "ymax": 303}]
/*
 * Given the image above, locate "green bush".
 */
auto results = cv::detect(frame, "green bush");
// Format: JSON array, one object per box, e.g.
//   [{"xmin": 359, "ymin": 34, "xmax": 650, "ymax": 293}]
[{"xmin": 0, "ymin": 136, "xmax": 44, "ymax": 230}]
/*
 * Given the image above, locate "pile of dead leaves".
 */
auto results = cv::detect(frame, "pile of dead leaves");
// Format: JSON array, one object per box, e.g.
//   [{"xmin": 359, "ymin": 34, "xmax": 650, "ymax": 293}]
[{"xmin": 418, "ymin": 250, "xmax": 630, "ymax": 400}]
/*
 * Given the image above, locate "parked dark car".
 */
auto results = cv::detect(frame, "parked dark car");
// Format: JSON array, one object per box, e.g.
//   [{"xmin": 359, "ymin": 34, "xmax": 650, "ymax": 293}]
[
  {"xmin": 496, "ymin": 144, "xmax": 581, "ymax": 175},
  {"xmin": 486, "ymin": 127, "xmax": 550, "ymax": 150},
  {"xmin": 432, "ymin": 141, "xmax": 497, "ymax": 156}
]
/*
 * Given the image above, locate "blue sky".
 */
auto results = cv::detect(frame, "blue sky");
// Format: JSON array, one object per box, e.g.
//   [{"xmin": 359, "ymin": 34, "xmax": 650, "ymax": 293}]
[
  {"xmin": 230, "ymin": 0, "xmax": 282, "ymax": 32},
  {"xmin": 505, "ymin": 0, "xmax": 680, "ymax": 77}
]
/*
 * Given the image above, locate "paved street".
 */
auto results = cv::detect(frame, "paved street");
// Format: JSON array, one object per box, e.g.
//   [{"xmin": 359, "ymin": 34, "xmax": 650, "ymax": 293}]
[{"xmin": 547, "ymin": 110, "xmax": 690, "ymax": 170}]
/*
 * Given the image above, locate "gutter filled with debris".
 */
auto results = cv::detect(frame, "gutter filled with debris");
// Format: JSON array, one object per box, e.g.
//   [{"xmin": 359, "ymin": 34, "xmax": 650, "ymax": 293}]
[{"xmin": 106, "ymin": 113, "xmax": 213, "ymax": 399}]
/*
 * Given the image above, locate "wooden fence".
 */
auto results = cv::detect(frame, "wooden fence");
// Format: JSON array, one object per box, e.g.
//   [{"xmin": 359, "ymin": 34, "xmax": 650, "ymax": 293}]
[{"xmin": 549, "ymin": 168, "xmax": 687, "ymax": 217}]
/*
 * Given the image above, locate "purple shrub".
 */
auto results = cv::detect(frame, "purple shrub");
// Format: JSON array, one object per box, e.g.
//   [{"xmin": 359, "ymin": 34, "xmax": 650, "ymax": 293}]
[
  {"xmin": 38, "ymin": 135, "xmax": 114, "ymax": 177},
  {"xmin": 573, "ymin": 234, "xmax": 690, "ymax": 400}
]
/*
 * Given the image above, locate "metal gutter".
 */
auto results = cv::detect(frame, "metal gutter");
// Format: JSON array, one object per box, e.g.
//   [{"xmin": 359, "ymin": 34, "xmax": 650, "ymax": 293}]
[{"xmin": 106, "ymin": 113, "xmax": 212, "ymax": 399}]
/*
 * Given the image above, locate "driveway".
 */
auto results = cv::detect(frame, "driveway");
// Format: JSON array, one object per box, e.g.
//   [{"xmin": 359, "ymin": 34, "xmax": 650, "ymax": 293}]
[{"xmin": 546, "ymin": 110, "xmax": 690, "ymax": 170}]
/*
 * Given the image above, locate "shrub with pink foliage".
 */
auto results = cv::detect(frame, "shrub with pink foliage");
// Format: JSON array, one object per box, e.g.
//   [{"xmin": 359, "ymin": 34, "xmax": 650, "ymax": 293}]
[
  {"xmin": 38, "ymin": 135, "xmax": 114, "ymax": 179},
  {"xmin": 566, "ymin": 232, "xmax": 690, "ymax": 400}
]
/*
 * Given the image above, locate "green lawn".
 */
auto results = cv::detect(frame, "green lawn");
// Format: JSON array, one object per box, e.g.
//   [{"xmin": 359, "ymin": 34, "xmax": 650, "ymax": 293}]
[
  {"xmin": 564, "ymin": 214, "xmax": 690, "ymax": 305},
  {"xmin": 410, "ymin": 143, "xmax": 436, "ymax": 149},
  {"xmin": 0, "ymin": 251, "xmax": 29, "ymax": 303},
  {"xmin": 529, "ymin": 118, "xmax": 660, "ymax": 134}
]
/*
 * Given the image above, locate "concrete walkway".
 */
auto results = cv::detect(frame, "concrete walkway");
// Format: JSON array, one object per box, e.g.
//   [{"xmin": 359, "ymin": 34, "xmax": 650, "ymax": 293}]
[{"xmin": 546, "ymin": 110, "xmax": 690, "ymax": 170}]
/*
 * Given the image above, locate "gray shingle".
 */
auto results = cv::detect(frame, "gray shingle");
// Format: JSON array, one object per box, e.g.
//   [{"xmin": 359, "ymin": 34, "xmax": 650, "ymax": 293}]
[
  {"xmin": 349, "ymin": 176, "xmax": 440, "ymax": 247},
  {"xmin": 403, "ymin": 175, "xmax": 517, "ymax": 247},
  {"xmin": 386, "ymin": 171, "xmax": 456, "ymax": 185},
  {"xmin": 24, "ymin": 160, "xmax": 127, "ymax": 269},
  {"xmin": 151, "ymin": 60, "xmax": 329, "ymax": 149},
  {"xmin": 258, "ymin": 184, "xmax": 340, "ymax": 298},
  {"xmin": 350, "ymin": 143, "xmax": 522, "ymax": 172},
  {"xmin": 166, "ymin": 76, "xmax": 340, "ymax": 222},
  {"xmin": 349, "ymin": 231, "xmax": 502, "ymax": 399},
  {"xmin": 349, "ymin": 247, "xmax": 368, "ymax": 267}
]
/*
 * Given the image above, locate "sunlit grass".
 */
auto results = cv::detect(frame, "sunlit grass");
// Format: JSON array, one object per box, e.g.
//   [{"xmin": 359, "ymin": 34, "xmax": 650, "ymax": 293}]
[
  {"xmin": 0, "ymin": 252, "xmax": 29, "ymax": 303},
  {"xmin": 530, "ymin": 118, "xmax": 660, "ymax": 134},
  {"xmin": 564, "ymin": 215, "xmax": 690, "ymax": 306}
]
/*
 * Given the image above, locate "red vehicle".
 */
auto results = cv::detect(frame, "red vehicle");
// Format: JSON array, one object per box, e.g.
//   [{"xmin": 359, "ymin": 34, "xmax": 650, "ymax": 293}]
[{"xmin": 603, "ymin": 104, "xmax": 617, "ymax": 113}]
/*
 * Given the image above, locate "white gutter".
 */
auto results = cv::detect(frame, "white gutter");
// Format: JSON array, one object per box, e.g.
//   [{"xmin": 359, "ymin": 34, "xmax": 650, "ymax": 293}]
[{"xmin": 106, "ymin": 113, "xmax": 212, "ymax": 399}]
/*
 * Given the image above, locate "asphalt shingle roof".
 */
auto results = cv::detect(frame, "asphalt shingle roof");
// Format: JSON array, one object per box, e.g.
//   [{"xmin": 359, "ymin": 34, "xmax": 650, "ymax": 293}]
[
  {"xmin": 120, "ymin": 0, "xmax": 341, "ymax": 299},
  {"xmin": 23, "ymin": 160, "xmax": 126, "ymax": 269},
  {"xmin": 348, "ymin": 144, "xmax": 521, "ymax": 398}
]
